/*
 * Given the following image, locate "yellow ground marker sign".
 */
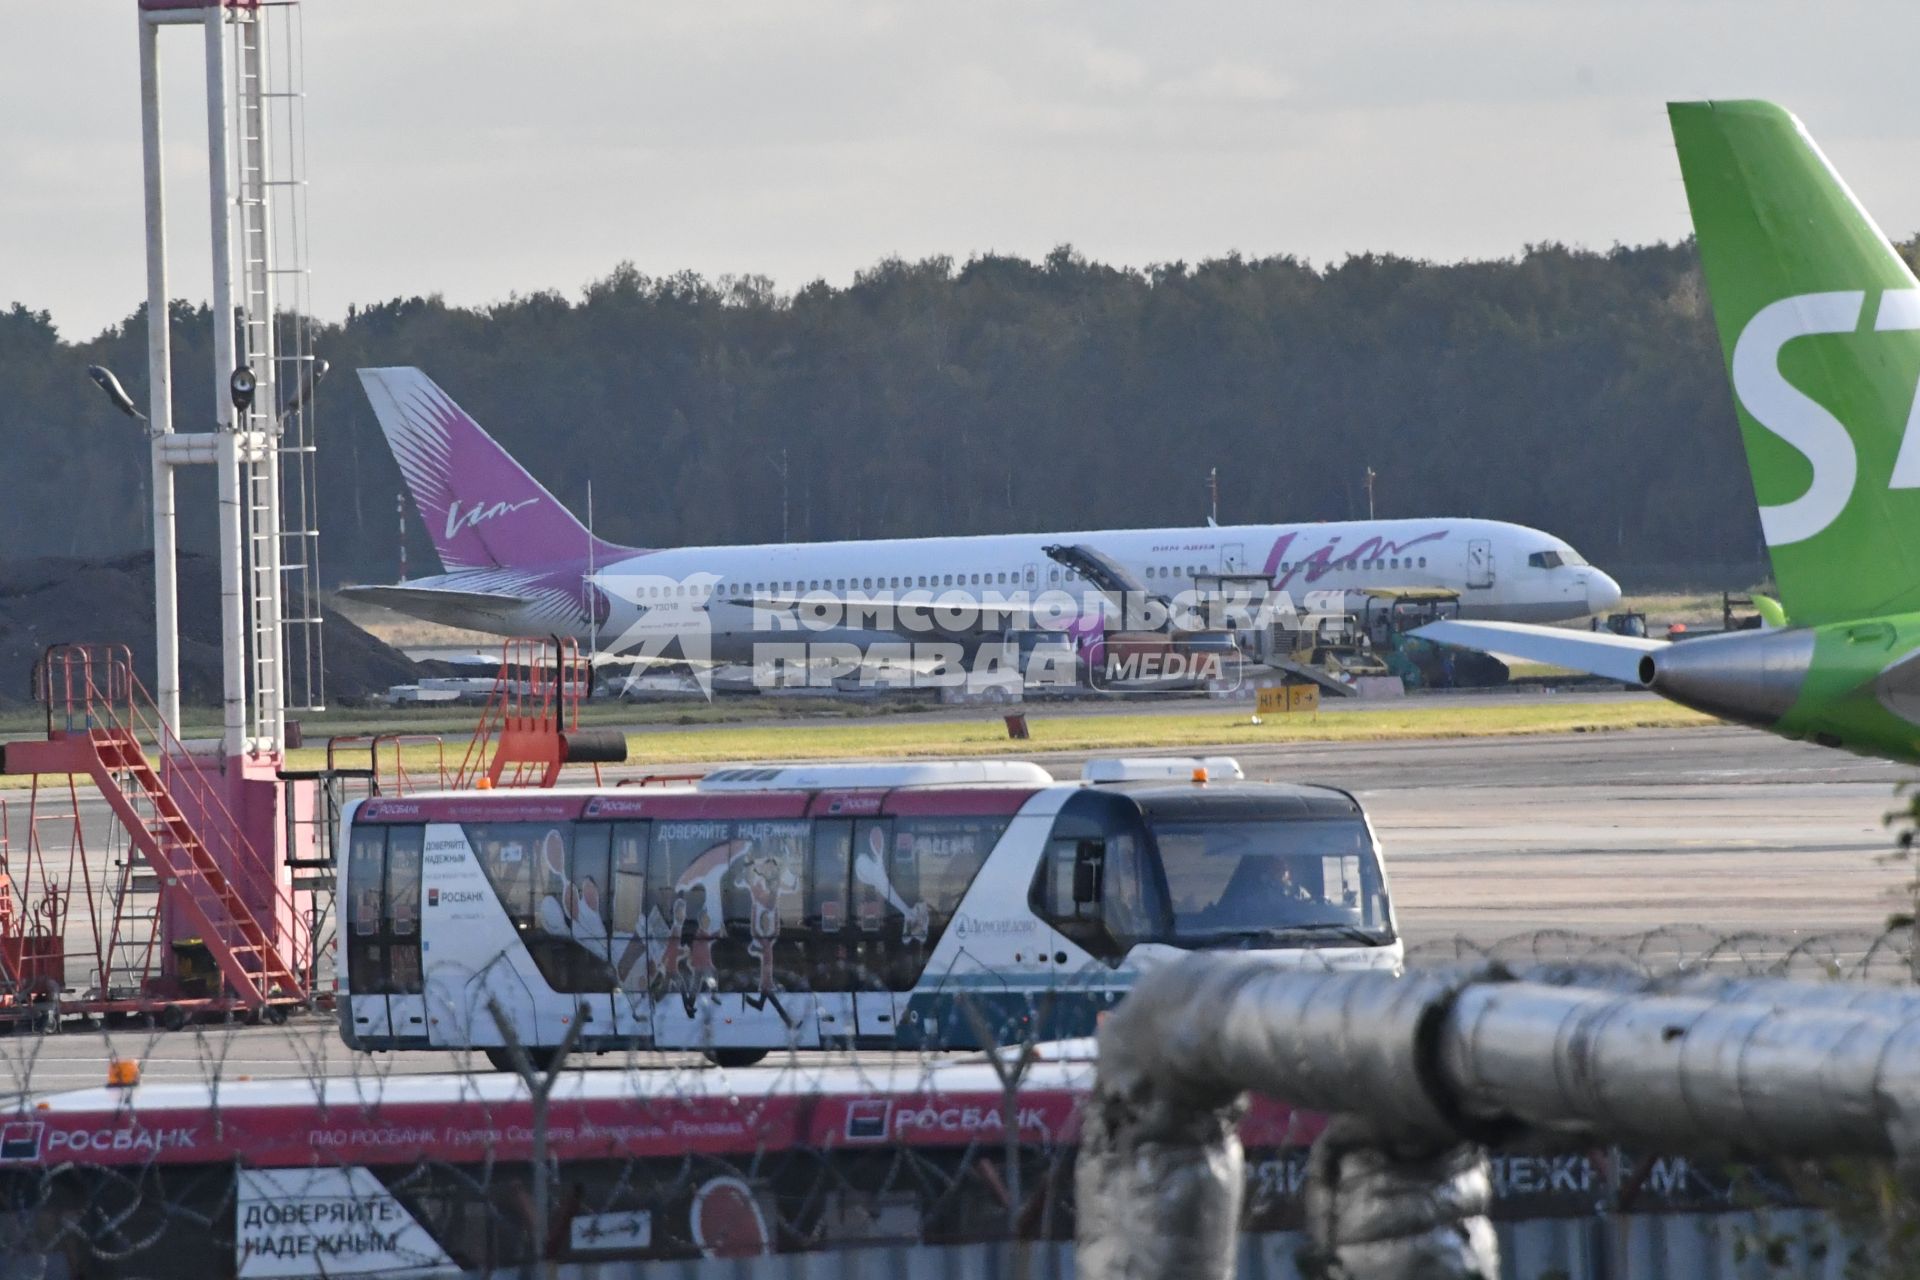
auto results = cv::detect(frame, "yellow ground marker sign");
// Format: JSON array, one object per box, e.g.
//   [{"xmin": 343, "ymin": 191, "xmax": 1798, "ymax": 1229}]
[{"xmin": 1256, "ymin": 683, "xmax": 1320, "ymax": 715}]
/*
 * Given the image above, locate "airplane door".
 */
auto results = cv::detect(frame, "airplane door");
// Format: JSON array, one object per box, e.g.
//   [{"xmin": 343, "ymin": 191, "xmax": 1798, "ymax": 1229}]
[
  {"xmin": 1467, "ymin": 539, "xmax": 1494, "ymax": 589},
  {"xmin": 1220, "ymin": 544, "xmax": 1246, "ymax": 573}
]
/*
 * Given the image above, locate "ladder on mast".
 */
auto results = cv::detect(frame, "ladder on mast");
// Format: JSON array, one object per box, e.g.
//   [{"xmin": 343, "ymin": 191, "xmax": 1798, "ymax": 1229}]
[{"xmin": 232, "ymin": 4, "xmax": 325, "ymax": 725}]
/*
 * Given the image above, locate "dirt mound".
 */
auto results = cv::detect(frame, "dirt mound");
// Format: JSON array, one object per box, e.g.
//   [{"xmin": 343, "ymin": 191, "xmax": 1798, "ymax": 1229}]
[{"xmin": 0, "ymin": 552, "xmax": 420, "ymax": 709}]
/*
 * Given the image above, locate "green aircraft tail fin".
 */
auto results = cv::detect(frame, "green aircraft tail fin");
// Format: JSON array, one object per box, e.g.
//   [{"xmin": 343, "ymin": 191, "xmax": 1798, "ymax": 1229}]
[{"xmin": 1670, "ymin": 100, "xmax": 1920, "ymax": 623}]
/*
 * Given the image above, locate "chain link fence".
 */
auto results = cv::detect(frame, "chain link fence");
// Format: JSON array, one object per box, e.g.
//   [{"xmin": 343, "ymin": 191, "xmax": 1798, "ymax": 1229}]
[{"xmin": 0, "ymin": 927, "xmax": 1911, "ymax": 1278}]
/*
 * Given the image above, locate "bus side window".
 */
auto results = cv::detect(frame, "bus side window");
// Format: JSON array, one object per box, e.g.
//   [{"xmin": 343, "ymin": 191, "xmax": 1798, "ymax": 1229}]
[
  {"xmin": 568, "ymin": 823, "xmax": 615, "ymax": 990},
  {"xmin": 851, "ymin": 819, "xmax": 892, "ymax": 936},
  {"xmin": 610, "ymin": 822, "xmax": 649, "ymax": 989},
  {"xmin": 385, "ymin": 826, "xmax": 424, "ymax": 995},
  {"xmin": 467, "ymin": 824, "xmax": 537, "ymax": 928},
  {"xmin": 809, "ymin": 819, "xmax": 852, "ymax": 991},
  {"xmin": 894, "ymin": 817, "xmax": 1007, "ymax": 951}
]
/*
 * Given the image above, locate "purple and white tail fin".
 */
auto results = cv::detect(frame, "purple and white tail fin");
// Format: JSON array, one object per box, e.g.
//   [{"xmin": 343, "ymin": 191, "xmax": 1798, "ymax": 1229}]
[{"xmin": 358, "ymin": 367, "xmax": 596, "ymax": 572}]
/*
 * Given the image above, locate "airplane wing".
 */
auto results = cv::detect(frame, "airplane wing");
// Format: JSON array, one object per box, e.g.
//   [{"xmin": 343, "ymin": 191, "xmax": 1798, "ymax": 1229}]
[
  {"xmin": 1413, "ymin": 620, "xmax": 1661, "ymax": 685},
  {"xmin": 336, "ymin": 583, "xmax": 529, "ymax": 627}
]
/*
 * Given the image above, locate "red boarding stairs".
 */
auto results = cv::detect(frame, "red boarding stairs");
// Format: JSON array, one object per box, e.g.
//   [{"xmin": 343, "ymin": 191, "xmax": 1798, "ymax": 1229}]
[
  {"xmin": 0, "ymin": 645, "xmax": 309, "ymax": 1018},
  {"xmin": 456, "ymin": 636, "xmax": 622, "ymax": 789}
]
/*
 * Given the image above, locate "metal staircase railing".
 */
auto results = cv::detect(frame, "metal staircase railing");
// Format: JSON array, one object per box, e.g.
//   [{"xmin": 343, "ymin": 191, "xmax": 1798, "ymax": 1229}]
[
  {"xmin": 31, "ymin": 645, "xmax": 311, "ymax": 1009},
  {"xmin": 456, "ymin": 637, "xmax": 596, "ymax": 789}
]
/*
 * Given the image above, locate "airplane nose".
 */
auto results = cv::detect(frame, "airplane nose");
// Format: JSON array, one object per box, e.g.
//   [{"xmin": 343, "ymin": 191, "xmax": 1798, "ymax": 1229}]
[{"xmin": 1587, "ymin": 571, "xmax": 1622, "ymax": 615}]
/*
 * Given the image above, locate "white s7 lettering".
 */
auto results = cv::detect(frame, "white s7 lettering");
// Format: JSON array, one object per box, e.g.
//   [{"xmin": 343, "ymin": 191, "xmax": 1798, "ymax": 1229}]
[
  {"xmin": 1730, "ymin": 291, "xmax": 1862, "ymax": 546},
  {"xmin": 1873, "ymin": 289, "xmax": 1920, "ymax": 490}
]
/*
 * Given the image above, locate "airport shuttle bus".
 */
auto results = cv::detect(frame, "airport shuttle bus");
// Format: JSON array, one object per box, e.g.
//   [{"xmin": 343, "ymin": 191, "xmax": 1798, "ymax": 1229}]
[{"xmin": 338, "ymin": 759, "xmax": 1401, "ymax": 1068}]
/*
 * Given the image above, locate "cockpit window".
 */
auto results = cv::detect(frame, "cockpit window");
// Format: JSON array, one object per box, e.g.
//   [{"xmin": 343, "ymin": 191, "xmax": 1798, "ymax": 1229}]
[
  {"xmin": 1151, "ymin": 818, "xmax": 1392, "ymax": 946},
  {"xmin": 1527, "ymin": 550, "xmax": 1564, "ymax": 569}
]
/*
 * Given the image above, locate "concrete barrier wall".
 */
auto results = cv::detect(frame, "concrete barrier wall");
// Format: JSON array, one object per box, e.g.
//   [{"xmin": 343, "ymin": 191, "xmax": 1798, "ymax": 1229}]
[{"xmin": 533, "ymin": 1209, "xmax": 1850, "ymax": 1280}]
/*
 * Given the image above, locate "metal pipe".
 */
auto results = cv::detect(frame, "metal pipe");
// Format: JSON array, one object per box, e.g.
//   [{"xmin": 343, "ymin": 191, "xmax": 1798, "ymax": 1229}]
[
  {"xmin": 1085, "ymin": 957, "xmax": 1920, "ymax": 1280},
  {"xmin": 1519, "ymin": 962, "xmax": 1920, "ymax": 1022},
  {"xmin": 1438, "ymin": 981, "xmax": 1920, "ymax": 1165},
  {"xmin": 154, "ymin": 434, "xmax": 221, "ymax": 466},
  {"xmin": 205, "ymin": 6, "xmax": 245, "ymax": 759},
  {"xmin": 1078, "ymin": 958, "xmax": 1488, "ymax": 1280},
  {"xmin": 138, "ymin": 15, "xmax": 179, "ymax": 738}
]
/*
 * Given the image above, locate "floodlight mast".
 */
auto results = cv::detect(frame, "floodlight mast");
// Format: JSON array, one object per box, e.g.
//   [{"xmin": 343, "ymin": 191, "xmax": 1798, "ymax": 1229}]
[
  {"xmin": 136, "ymin": 0, "xmax": 320, "ymax": 756},
  {"xmin": 137, "ymin": 11, "xmax": 179, "ymax": 737}
]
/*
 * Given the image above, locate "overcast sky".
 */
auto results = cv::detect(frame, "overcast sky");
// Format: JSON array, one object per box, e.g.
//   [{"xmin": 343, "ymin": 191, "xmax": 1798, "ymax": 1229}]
[{"xmin": 8, "ymin": 1, "xmax": 1920, "ymax": 340}]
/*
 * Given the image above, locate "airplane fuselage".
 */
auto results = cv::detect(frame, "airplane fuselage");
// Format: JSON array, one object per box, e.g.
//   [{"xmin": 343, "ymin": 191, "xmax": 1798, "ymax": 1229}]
[{"xmin": 389, "ymin": 517, "xmax": 1619, "ymax": 662}]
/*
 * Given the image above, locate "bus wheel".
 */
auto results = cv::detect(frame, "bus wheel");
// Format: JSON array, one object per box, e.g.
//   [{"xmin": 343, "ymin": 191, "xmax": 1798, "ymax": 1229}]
[
  {"xmin": 484, "ymin": 1047, "xmax": 564, "ymax": 1074},
  {"xmin": 704, "ymin": 1048, "xmax": 769, "ymax": 1069}
]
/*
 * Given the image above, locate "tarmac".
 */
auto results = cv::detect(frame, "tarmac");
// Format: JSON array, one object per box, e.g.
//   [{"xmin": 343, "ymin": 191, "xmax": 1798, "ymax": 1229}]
[{"xmin": 0, "ymin": 717, "xmax": 1909, "ymax": 1088}]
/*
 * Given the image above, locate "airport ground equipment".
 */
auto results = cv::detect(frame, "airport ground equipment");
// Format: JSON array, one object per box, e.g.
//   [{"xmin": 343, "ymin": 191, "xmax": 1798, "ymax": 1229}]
[
  {"xmin": 1042, "ymin": 542, "xmax": 1163, "ymax": 606},
  {"xmin": 1080, "ymin": 957, "xmax": 1920, "ymax": 1280},
  {"xmin": 0, "ymin": 646, "xmax": 310, "ymax": 1023},
  {"xmin": 1593, "ymin": 610, "xmax": 1649, "ymax": 638},
  {"xmin": 454, "ymin": 636, "xmax": 626, "ymax": 789},
  {"xmin": 0, "ymin": 1, "xmax": 350, "ymax": 1023},
  {"xmin": 1040, "ymin": 545, "xmax": 1247, "ymax": 688},
  {"xmin": 334, "ymin": 758, "xmax": 1403, "ymax": 1067}
]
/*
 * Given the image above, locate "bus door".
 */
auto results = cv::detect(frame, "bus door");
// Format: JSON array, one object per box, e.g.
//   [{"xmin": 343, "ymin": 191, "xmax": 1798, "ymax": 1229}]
[
  {"xmin": 645, "ymin": 819, "xmax": 738, "ymax": 1052},
  {"xmin": 711, "ymin": 817, "xmax": 816, "ymax": 1050},
  {"xmin": 345, "ymin": 824, "xmax": 391, "ymax": 1041},
  {"xmin": 1030, "ymin": 792, "xmax": 1163, "ymax": 1036},
  {"xmin": 384, "ymin": 826, "xmax": 427, "ymax": 1043},
  {"xmin": 808, "ymin": 819, "xmax": 855, "ymax": 1044},
  {"xmin": 850, "ymin": 818, "xmax": 902, "ymax": 1040},
  {"xmin": 345, "ymin": 823, "xmax": 425, "ymax": 1043}
]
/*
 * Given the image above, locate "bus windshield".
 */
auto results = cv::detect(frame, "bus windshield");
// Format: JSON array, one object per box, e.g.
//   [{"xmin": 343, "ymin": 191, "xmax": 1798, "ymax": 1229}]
[{"xmin": 1149, "ymin": 817, "xmax": 1392, "ymax": 947}]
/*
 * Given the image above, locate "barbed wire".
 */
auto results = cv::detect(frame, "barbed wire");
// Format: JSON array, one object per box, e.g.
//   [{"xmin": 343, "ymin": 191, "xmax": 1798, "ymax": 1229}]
[
  {"xmin": 1406, "ymin": 923, "xmax": 1920, "ymax": 982},
  {"xmin": 0, "ymin": 927, "xmax": 1910, "ymax": 1275}
]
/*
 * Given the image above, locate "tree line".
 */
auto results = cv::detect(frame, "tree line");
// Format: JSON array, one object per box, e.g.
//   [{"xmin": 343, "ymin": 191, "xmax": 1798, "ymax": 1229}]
[{"xmin": 0, "ymin": 242, "xmax": 1778, "ymax": 586}]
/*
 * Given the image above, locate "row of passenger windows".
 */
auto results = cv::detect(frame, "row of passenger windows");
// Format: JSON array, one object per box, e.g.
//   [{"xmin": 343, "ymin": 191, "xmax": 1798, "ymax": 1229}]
[
  {"xmin": 634, "ymin": 571, "xmax": 1059, "ymax": 599},
  {"xmin": 716, "ymin": 570, "xmax": 1045, "ymax": 596},
  {"xmin": 621, "ymin": 560, "xmax": 1434, "ymax": 599},
  {"xmin": 347, "ymin": 817, "xmax": 1011, "ymax": 997},
  {"xmin": 1273, "ymin": 556, "xmax": 1428, "ymax": 573},
  {"xmin": 629, "ymin": 560, "xmax": 1443, "ymax": 602}
]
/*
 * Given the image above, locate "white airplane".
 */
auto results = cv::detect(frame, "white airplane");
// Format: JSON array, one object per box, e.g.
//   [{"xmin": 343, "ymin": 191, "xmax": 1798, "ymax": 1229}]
[{"xmin": 345, "ymin": 368, "xmax": 1621, "ymax": 668}]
